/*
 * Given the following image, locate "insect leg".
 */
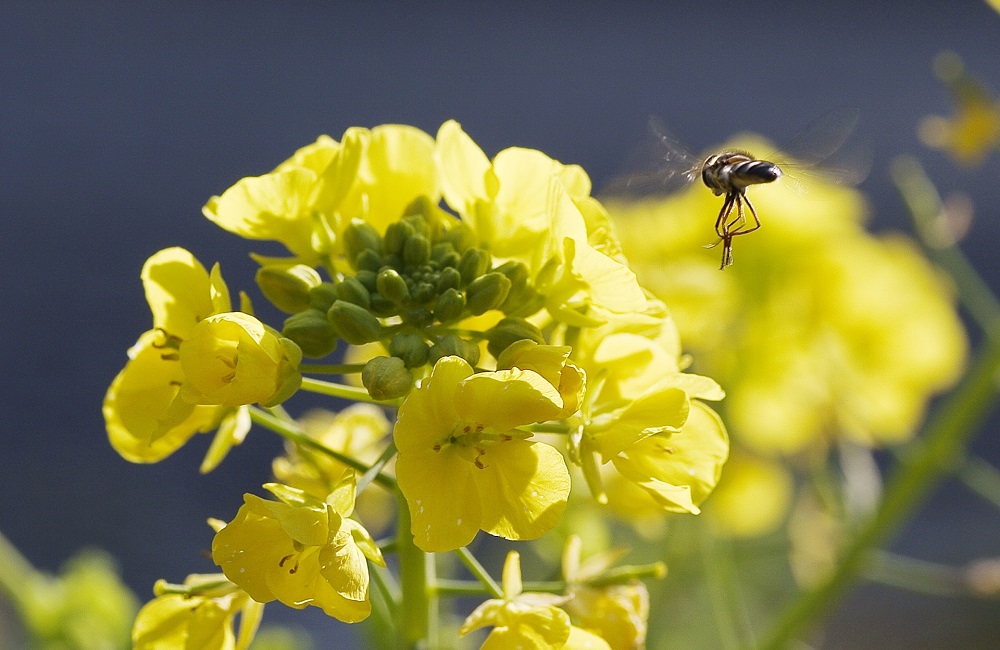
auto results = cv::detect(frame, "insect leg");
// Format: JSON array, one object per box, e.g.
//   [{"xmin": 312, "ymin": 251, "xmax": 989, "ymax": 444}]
[
  {"xmin": 729, "ymin": 194, "xmax": 762, "ymax": 237},
  {"xmin": 724, "ymin": 193, "xmax": 748, "ymax": 234},
  {"xmin": 714, "ymin": 193, "xmax": 737, "ymax": 239}
]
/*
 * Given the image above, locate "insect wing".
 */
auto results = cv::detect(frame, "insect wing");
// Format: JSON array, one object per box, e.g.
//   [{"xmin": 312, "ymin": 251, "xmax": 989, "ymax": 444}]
[
  {"xmin": 779, "ymin": 107, "xmax": 871, "ymax": 186},
  {"xmin": 603, "ymin": 115, "xmax": 702, "ymax": 197}
]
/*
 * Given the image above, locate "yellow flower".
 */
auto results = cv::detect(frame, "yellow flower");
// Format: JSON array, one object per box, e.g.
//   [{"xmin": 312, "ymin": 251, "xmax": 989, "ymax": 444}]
[
  {"xmin": 203, "ymin": 125, "xmax": 439, "ymax": 266},
  {"xmin": 104, "ymin": 248, "xmax": 249, "ymax": 466},
  {"xmin": 497, "ymin": 340, "xmax": 586, "ymax": 418},
  {"xmin": 461, "ymin": 551, "xmax": 610, "ymax": 650},
  {"xmin": 918, "ymin": 52, "xmax": 1000, "ymax": 166},
  {"xmin": 211, "ymin": 478, "xmax": 384, "ymax": 623},
  {"xmin": 704, "ymin": 452, "xmax": 794, "ymax": 538},
  {"xmin": 574, "ymin": 319, "xmax": 729, "ymax": 515},
  {"xmin": 132, "ymin": 574, "xmax": 261, "ymax": 650},
  {"xmin": 393, "ymin": 356, "xmax": 570, "ymax": 552},
  {"xmin": 272, "ymin": 405, "xmax": 394, "ymax": 533},
  {"xmin": 435, "ymin": 120, "xmax": 646, "ymax": 325},
  {"xmin": 608, "ymin": 139, "xmax": 966, "ymax": 454},
  {"xmin": 178, "ymin": 312, "xmax": 302, "ymax": 408},
  {"xmin": 560, "ymin": 536, "xmax": 650, "ymax": 650}
]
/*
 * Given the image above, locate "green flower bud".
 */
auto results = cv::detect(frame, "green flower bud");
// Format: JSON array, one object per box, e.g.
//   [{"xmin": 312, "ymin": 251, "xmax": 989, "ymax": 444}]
[
  {"xmin": 384, "ymin": 219, "xmax": 416, "ymax": 255},
  {"xmin": 433, "ymin": 288, "xmax": 466, "ymax": 323},
  {"xmin": 255, "ymin": 264, "xmax": 322, "ymax": 314},
  {"xmin": 404, "ymin": 306, "xmax": 434, "ymax": 327},
  {"xmin": 436, "ymin": 267, "xmax": 462, "ymax": 293},
  {"xmin": 486, "ymin": 317, "xmax": 545, "ymax": 360},
  {"xmin": 429, "ymin": 333, "xmax": 481, "ymax": 367},
  {"xmin": 328, "ymin": 301, "xmax": 382, "ymax": 345},
  {"xmin": 335, "ymin": 276, "xmax": 371, "ymax": 309},
  {"xmin": 354, "ymin": 248, "xmax": 383, "ymax": 273},
  {"xmin": 282, "ymin": 309, "xmax": 339, "ymax": 358},
  {"xmin": 376, "ymin": 268, "xmax": 411, "ymax": 305},
  {"xmin": 493, "ymin": 260, "xmax": 530, "ymax": 291},
  {"xmin": 442, "ymin": 222, "xmax": 477, "ymax": 253},
  {"xmin": 411, "ymin": 281, "xmax": 436, "ymax": 305},
  {"xmin": 502, "ymin": 288, "xmax": 545, "ymax": 317},
  {"xmin": 466, "ymin": 272, "xmax": 512, "ymax": 315},
  {"xmin": 389, "ymin": 332, "xmax": 430, "ymax": 368},
  {"xmin": 403, "ymin": 234, "xmax": 431, "ymax": 268},
  {"xmin": 355, "ymin": 270, "xmax": 378, "ymax": 292},
  {"xmin": 369, "ymin": 293, "xmax": 398, "ymax": 317},
  {"xmin": 361, "ymin": 356, "xmax": 413, "ymax": 400},
  {"xmin": 309, "ymin": 282, "xmax": 340, "ymax": 312},
  {"xmin": 342, "ymin": 221, "xmax": 383, "ymax": 262},
  {"xmin": 431, "ymin": 242, "xmax": 458, "ymax": 265},
  {"xmin": 457, "ymin": 248, "xmax": 491, "ymax": 285}
]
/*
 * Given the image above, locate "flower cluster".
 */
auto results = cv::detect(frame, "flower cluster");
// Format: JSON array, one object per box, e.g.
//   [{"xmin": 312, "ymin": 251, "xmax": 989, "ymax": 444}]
[
  {"xmin": 104, "ymin": 121, "xmax": 730, "ymax": 648},
  {"xmin": 606, "ymin": 133, "xmax": 967, "ymax": 537}
]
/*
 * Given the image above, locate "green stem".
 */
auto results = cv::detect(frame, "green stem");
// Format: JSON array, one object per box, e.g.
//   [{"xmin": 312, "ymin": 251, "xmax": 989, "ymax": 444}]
[
  {"xmin": 395, "ymin": 490, "xmax": 435, "ymax": 649},
  {"xmin": 756, "ymin": 330, "xmax": 1000, "ymax": 650},
  {"xmin": 957, "ymin": 457, "xmax": 1000, "ymax": 509},
  {"xmin": 299, "ymin": 376, "xmax": 404, "ymax": 407},
  {"xmin": 864, "ymin": 550, "xmax": 965, "ymax": 597},
  {"xmin": 455, "ymin": 546, "xmax": 503, "ymax": 598},
  {"xmin": 248, "ymin": 407, "xmax": 397, "ymax": 490},
  {"xmin": 890, "ymin": 155, "xmax": 1000, "ymax": 335}
]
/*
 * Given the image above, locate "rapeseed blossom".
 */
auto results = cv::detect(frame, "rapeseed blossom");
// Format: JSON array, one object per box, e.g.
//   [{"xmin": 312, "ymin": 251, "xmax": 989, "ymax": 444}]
[
  {"xmin": 107, "ymin": 120, "xmax": 734, "ymax": 646},
  {"xmin": 606, "ymin": 133, "xmax": 966, "ymax": 535}
]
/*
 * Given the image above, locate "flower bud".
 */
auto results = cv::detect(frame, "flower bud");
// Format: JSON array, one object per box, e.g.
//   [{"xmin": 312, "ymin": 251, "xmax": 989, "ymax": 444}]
[
  {"xmin": 309, "ymin": 282, "xmax": 340, "ymax": 312},
  {"xmin": 433, "ymin": 288, "xmax": 466, "ymax": 323},
  {"xmin": 441, "ymin": 222, "xmax": 477, "ymax": 253},
  {"xmin": 466, "ymin": 272, "xmax": 512, "ymax": 316},
  {"xmin": 383, "ymin": 219, "xmax": 415, "ymax": 255},
  {"xmin": 436, "ymin": 267, "xmax": 462, "ymax": 293},
  {"xmin": 355, "ymin": 270, "xmax": 378, "ymax": 293},
  {"xmin": 431, "ymin": 242, "xmax": 459, "ymax": 267},
  {"xmin": 457, "ymin": 248, "xmax": 491, "ymax": 285},
  {"xmin": 282, "ymin": 309, "xmax": 339, "ymax": 358},
  {"xmin": 335, "ymin": 276, "xmax": 371, "ymax": 309},
  {"xmin": 405, "ymin": 306, "xmax": 434, "ymax": 327},
  {"xmin": 389, "ymin": 332, "xmax": 430, "ymax": 368},
  {"xmin": 328, "ymin": 302, "xmax": 382, "ymax": 345},
  {"xmin": 361, "ymin": 356, "xmax": 413, "ymax": 400},
  {"xmin": 376, "ymin": 268, "xmax": 410, "ymax": 305},
  {"xmin": 179, "ymin": 312, "xmax": 302, "ymax": 407},
  {"xmin": 256, "ymin": 264, "xmax": 321, "ymax": 314},
  {"xmin": 342, "ymin": 221, "xmax": 383, "ymax": 263},
  {"xmin": 429, "ymin": 333, "xmax": 481, "ymax": 367},
  {"xmin": 354, "ymin": 248, "xmax": 383, "ymax": 273},
  {"xmin": 486, "ymin": 317, "xmax": 545, "ymax": 360},
  {"xmin": 403, "ymin": 235, "xmax": 431, "ymax": 268},
  {"xmin": 411, "ymin": 281, "xmax": 436, "ymax": 305},
  {"xmin": 369, "ymin": 293, "xmax": 399, "ymax": 317}
]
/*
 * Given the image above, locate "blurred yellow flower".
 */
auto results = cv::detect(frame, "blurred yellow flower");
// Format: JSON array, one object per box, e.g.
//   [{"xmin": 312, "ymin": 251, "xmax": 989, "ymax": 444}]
[
  {"xmin": 607, "ymin": 142, "xmax": 966, "ymax": 455},
  {"xmin": 918, "ymin": 51, "xmax": 1000, "ymax": 166},
  {"xmin": 132, "ymin": 575, "xmax": 260, "ymax": 650},
  {"xmin": 705, "ymin": 452, "xmax": 794, "ymax": 538},
  {"xmin": 460, "ymin": 551, "xmax": 611, "ymax": 650}
]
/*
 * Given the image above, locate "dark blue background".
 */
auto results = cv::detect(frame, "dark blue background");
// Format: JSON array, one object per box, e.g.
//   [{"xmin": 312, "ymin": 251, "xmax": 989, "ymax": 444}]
[{"xmin": 2, "ymin": 2, "xmax": 999, "ymax": 647}]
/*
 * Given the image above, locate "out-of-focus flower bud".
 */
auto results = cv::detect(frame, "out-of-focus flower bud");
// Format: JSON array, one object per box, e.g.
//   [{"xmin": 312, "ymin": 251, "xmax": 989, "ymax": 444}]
[
  {"xmin": 342, "ymin": 221, "xmax": 383, "ymax": 264},
  {"xmin": 457, "ymin": 247, "xmax": 491, "ymax": 285},
  {"xmin": 403, "ymin": 234, "xmax": 431, "ymax": 268},
  {"xmin": 433, "ymin": 288, "xmax": 466, "ymax": 323},
  {"xmin": 308, "ymin": 282, "xmax": 340, "ymax": 312}
]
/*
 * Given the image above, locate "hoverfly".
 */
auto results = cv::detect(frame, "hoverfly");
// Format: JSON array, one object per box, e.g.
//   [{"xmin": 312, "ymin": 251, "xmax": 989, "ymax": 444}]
[{"xmin": 606, "ymin": 109, "xmax": 867, "ymax": 269}]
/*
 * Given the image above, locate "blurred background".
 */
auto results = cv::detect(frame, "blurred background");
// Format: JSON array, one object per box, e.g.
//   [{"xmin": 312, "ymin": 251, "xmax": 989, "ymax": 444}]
[{"xmin": 1, "ymin": 1, "xmax": 999, "ymax": 648}]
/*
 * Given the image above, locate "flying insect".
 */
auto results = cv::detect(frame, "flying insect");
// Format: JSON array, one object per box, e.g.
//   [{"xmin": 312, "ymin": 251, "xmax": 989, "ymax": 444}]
[{"xmin": 608, "ymin": 109, "xmax": 867, "ymax": 269}]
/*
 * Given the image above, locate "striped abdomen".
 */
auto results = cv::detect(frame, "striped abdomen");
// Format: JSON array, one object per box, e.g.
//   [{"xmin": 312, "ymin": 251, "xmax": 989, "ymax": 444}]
[{"xmin": 701, "ymin": 152, "xmax": 782, "ymax": 196}]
